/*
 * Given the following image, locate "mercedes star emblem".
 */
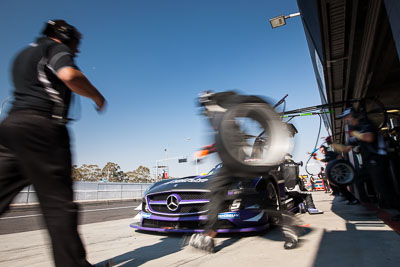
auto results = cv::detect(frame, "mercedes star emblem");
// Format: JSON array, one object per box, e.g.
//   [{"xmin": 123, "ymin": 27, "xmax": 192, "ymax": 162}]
[{"xmin": 166, "ymin": 194, "xmax": 179, "ymax": 211}]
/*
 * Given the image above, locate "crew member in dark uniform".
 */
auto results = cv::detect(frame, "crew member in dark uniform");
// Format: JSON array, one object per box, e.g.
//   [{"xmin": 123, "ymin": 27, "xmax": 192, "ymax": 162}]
[
  {"xmin": 318, "ymin": 167, "xmax": 331, "ymax": 193},
  {"xmin": 318, "ymin": 145, "xmax": 340, "ymax": 196},
  {"xmin": 309, "ymin": 175, "xmax": 315, "ymax": 191},
  {"xmin": 0, "ymin": 20, "xmax": 106, "ymax": 267},
  {"xmin": 188, "ymin": 111, "xmax": 300, "ymax": 251},
  {"xmin": 281, "ymin": 154, "xmax": 323, "ymax": 214},
  {"xmin": 337, "ymin": 108, "xmax": 400, "ymax": 213},
  {"xmin": 318, "ymin": 145, "xmax": 358, "ymax": 203}
]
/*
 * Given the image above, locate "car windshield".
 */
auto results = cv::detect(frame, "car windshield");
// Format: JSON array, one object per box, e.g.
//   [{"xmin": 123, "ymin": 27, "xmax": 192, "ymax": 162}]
[{"xmin": 207, "ymin": 163, "xmax": 223, "ymax": 175}]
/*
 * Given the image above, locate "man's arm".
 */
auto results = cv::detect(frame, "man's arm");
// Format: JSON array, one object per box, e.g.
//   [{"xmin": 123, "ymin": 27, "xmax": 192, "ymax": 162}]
[
  {"xmin": 351, "ymin": 130, "xmax": 375, "ymax": 143},
  {"xmin": 57, "ymin": 67, "xmax": 105, "ymax": 111},
  {"xmin": 331, "ymin": 143, "xmax": 352, "ymax": 153}
]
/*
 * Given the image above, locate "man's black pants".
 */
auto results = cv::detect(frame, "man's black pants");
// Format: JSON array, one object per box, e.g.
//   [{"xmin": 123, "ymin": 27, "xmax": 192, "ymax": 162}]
[
  {"xmin": 366, "ymin": 155, "xmax": 400, "ymax": 209},
  {"xmin": 287, "ymin": 190, "xmax": 316, "ymax": 209},
  {"xmin": 204, "ymin": 166, "xmax": 236, "ymax": 232},
  {"xmin": 0, "ymin": 111, "xmax": 91, "ymax": 267},
  {"xmin": 204, "ymin": 167, "xmax": 300, "ymax": 243}
]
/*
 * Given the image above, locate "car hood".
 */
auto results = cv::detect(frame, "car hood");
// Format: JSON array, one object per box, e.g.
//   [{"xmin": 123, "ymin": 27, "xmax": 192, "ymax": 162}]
[
  {"xmin": 146, "ymin": 175, "xmax": 212, "ymax": 194},
  {"xmin": 145, "ymin": 175, "xmax": 263, "ymax": 195}
]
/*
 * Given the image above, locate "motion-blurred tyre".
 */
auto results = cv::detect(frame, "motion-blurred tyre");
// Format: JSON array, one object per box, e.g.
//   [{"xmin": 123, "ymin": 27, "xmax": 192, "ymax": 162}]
[{"xmin": 215, "ymin": 98, "xmax": 291, "ymax": 175}]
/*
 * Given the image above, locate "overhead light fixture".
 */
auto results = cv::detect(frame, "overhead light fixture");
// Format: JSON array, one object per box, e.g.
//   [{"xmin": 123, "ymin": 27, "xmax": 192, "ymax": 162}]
[
  {"xmin": 270, "ymin": 15, "xmax": 286, "ymax": 28},
  {"xmin": 269, "ymin": 12, "xmax": 301, "ymax": 29}
]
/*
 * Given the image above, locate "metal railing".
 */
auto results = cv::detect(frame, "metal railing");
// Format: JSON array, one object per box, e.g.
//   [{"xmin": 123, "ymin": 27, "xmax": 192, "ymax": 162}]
[{"xmin": 11, "ymin": 182, "xmax": 152, "ymax": 205}]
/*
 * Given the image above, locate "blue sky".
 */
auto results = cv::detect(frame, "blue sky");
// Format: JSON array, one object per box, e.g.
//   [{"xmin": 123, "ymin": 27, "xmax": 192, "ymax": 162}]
[{"xmin": 0, "ymin": 0, "xmax": 327, "ymax": 177}]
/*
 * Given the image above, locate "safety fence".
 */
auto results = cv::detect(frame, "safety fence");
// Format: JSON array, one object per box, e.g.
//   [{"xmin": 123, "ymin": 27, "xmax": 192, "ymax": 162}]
[{"xmin": 12, "ymin": 182, "xmax": 152, "ymax": 205}]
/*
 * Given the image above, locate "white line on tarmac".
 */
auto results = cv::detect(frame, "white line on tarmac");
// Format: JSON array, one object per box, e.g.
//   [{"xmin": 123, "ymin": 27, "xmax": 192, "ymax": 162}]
[
  {"xmin": 0, "ymin": 214, "xmax": 41, "ymax": 220},
  {"xmin": 81, "ymin": 205, "xmax": 137, "ymax": 213},
  {"xmin": 0, "ymin": 205, "xmax": 138, "ymax": 220}
]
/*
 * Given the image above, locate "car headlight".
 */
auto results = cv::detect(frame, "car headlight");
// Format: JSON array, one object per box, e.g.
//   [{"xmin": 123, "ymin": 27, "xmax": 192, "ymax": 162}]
[
  {"xmin": 141, "ymin": 197, "xmax": 150, "ymax": 212},
  {"xmin": 144, "ymin": 202, "xmax": 150, "ymax": 212}
]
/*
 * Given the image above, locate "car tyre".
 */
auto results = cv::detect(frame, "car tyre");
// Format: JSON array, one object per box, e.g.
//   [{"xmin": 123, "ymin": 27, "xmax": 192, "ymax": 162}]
[
  {"xmin": 325, "ymin": 159, "xmax": 355, "ymax": 186},
  {"xmin": 215, "ymin": 99, "xmax": 291, "ymax": 176}
]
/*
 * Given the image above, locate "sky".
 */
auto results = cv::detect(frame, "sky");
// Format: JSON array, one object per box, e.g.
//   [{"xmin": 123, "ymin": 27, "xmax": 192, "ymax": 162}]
[{"xmin": 0, "ymin": 0, "xmax": 328, "ymax": 178}]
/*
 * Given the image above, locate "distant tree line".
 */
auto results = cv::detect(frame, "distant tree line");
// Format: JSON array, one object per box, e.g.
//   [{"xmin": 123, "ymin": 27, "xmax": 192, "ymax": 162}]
[{"xmin": 72, "ymin": 162, "xmax": 152, "ymax": 183}]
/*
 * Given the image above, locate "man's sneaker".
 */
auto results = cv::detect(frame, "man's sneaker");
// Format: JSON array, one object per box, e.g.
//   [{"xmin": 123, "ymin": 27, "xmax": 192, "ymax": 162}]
[
  {"xmin": 189, "ymin": 234, "xmax": 215, "ymax": 253},
  {"xmin": 282, "ymin": 225, "xmax": 298, "ymax": 250},
  {"xmin": 307, "ymin": 208, "xmax": 324, "ymax": 214},
  {"xmin": 284, "ymin": 238, "xmax": 298, "ymax": 249},
  {"xmin": 189, "ymin": 233, "xmax": 202, "ymax": 248}
]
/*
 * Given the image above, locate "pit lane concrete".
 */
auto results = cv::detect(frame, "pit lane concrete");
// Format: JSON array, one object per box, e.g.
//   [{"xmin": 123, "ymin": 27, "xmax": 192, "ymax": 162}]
[{"xmin": 0, "ymin": 192, "xmax": 399, "ymax": 267}]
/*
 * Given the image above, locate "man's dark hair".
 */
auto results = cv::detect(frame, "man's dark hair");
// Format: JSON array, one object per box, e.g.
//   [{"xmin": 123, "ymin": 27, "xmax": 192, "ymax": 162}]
[
  {"xmin": 351, "ymin": 109, "xmax": 362, "ymax": 119},
  {"xmin": 42, "ymin": 20, "xmax": 81, "ymax": 45},
  {"xmin": 320, "ymin": 145, "xmax": 327, "ymax": 150}
]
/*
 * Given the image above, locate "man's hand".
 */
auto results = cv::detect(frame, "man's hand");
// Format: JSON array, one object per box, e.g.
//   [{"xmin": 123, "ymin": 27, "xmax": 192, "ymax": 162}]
[
  {"xmin": 313, "ymin": 156, "xmax": 322, "ymax": 161},
  {"xmin": 194, "ymin": 144, "xmax": 216, "ymax": 159},
  {"xmin": 95, "ymin": 95, "xmax": 107, "ymax": 112},
  {"xmin": 350, "ymin": 130, "xmax": 375, "ymax": 143},
  {"xmin": 194, "ymin": 149, "xmax": 210, "ymax": 159}
]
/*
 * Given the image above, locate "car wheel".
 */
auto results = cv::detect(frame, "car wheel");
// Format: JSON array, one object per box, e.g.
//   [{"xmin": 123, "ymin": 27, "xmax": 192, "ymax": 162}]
[
  {"xmin": 326, "ymin": 159, "xmax": 355, "ymax": 186},
  {"xmin": 215, "ymin": 100, "xmax": 291, "ymax": 176}
]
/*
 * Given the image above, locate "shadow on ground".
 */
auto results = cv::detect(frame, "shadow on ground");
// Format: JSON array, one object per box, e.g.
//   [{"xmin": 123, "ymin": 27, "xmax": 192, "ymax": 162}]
[
  {"xmin": 311, "ymin": 196, "xmax": 400, "ymax": 267},
  {"xmin": 94, "ymin": 234, "xmax": 181, "ymax": 266},
  {"xmin": 93, "ymin": 231, "xmax": 244, "ymax": 266}
]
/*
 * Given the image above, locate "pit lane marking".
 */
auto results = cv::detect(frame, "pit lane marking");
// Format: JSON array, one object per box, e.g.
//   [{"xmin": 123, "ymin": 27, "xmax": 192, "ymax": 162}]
[{"xmin": 0, "ymin": 205, "xmax": 137, "ymax": 220}]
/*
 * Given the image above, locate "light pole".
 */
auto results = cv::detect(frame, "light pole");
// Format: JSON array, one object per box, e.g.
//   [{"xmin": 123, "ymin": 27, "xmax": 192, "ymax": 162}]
[
  {"xmin": 195, "ymin": 155, "xmax": 198, "ymax": 176},
  {"xmin": 185, "ymin": 137, "xmax": 198, "ymax": 176},
  {"xmin": 164, "ymin": 148, "xmax": 169, "ymax": 178},
  {"xmin": 155, "ymin": 159, "xmax": 167, "ymax": 181},
  {"xmin": 269, "ymin": 12, "xmax": 300, "ymax": 29},
  {"xmin": 155, "ymin": 155, "xmax": 187, "ymax": 181}
]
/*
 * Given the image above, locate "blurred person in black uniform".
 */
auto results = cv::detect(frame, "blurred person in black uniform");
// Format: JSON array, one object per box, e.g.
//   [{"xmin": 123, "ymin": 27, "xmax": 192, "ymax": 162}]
[
  {"xmin": 318, "ymin": 145, "xmax": 339, "ymax": 195},
  {"xmin": 317, "ymin": 145, "xmax": 358, "ymax": 204},
  {"xmin": 319, "ymin": 145, "xmax": 339, "ymax": 163},
  {"xmin": 317, "ymin": 167, "xmax": 331, "ymax": 193},
  {"xmin": 336, "ymin": 108, "xmax": 400, "ymax": 217},
  {"xmin": 309, "ymin": 175, "xmax": 315, "ymax": 191},
  {"xmin": 281, "ymin": 154, "xmax": 323, "ymax": 214},
  {"xmin": 0, "ymin": 20, "xmax": 106, "ymax": 267},
  {"xmin": 188, "ymin": 105, "xmax": 301, "ymax": 251},
  {"xmin": 189, "ymin": 151, "xmax": 302, "ymax": 251}
]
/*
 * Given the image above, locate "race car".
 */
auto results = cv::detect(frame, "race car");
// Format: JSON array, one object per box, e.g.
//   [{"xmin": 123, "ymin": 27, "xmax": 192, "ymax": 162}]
[
  {"xmin": 130, "ymin": 164, "xmax": 298, "ymax": 233},
  {"xmin": 313, "ymin": 179, "xmax": 325, "ymax": 191}
]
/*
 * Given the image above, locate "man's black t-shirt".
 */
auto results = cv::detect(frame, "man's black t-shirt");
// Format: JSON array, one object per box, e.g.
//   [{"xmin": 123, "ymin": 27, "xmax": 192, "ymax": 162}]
[
  {"xmin": 281, "ymin": 159, "xmax": 299, "ymax": 190},
  {"xmin": 11, "ymin": 37, "xmax": 77, "ymax": 117},
  {"xmin": 318, "ymin": 171, "xmax": 327, "ymax": 180},
  {"xmin": 322, "ymin": 151, "xmax": 338, "ymax": 163},
  {"xmin": 350, "ymin": 120, "xmax": 382, "ymax": 160}
]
